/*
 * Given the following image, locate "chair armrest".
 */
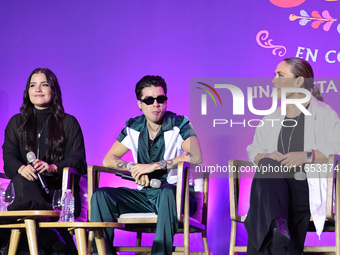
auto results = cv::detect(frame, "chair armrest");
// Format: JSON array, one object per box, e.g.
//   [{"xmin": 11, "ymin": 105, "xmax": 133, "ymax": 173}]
[
  {"xmin": 87, "ymin": 165, "xmax": 126, "ymax": 220},
  {"xmin": 1, "ymin": 168, "xmax": 80, "ymax": 192},
  {"xmin": 333, "ymin": 155, "xmax": 340, "ymax": 236},
  {"xmin": 228, "ymin": 156, "xmax": 340, "ymax": 222},
  {"xmin": 228, "ymin": 159, "xmax": 253, "ymax": 222},
  {"xmin": 175, "ymin": 162, "xmax": 209, "ymax": 222},
  {"xmin": 325, "ymin": 154, "xmax": 340, "ymax": 220},
  {"xmin": 62, "ymin": 167, "xmax": 83, "ymax": 194},
  {"xmin": 228, "ymin": 159, "xmax": 254, "ymax": 179},
  {"xmin": 175, "ymin": 162, "xmax": 186, "ymax": 222},
  {"xmin": 87, "ymin": 163, "xmax": 208, "ymax": 223},
  {"xmin": 88, "ymin": 165, "xmax": 122, "ymax": 175}
]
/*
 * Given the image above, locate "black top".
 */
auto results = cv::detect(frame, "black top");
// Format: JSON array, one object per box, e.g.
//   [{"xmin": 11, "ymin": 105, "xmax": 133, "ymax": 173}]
[
  {"xmin": 3, "ymin": 110, "xmax": 87, "ymax": 179},
  {"xmin": 278, "ymin": 104, "xmax": 310, "ymax": 155},
  {"xmin": 277, "ymin": 105, "xmax": 310, "ymax": 177},
  {"xmin": 35, "ymin": 107, "xmax": 51, "ymax": 160},
  {"xmin": 278, "ymin": 113, "xmax": 305, "ymax": 154},
  {"xmin": 2, "ymin": 109, "xmax": 87, "ymax": 214}
]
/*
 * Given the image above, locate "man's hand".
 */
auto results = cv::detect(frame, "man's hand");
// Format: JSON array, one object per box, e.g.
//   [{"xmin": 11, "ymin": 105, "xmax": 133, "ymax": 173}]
[
  {"xmin": 130, "ymin": 163, "xmax": 157, "ymax": 183},
  {"xmin": 137, "ymin": 174, "xmax": 150, "ymax": 187}
]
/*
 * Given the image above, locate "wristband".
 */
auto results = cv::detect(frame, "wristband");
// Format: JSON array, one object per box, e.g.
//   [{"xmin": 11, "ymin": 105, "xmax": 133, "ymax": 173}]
[
  {"xmin": 52, "ymin": 164, "xmax": 58, "ymax": 173},
  {"xmin": 312, "ymin": 149, "xmax": 316, "ymax": 164},
  {"xmin": 158, "ymin": 160, "xmax": 167, "ymax": 170},
  {"xmin": 126, "ymin": 162, "xmax": 134, "ymax": 172}
]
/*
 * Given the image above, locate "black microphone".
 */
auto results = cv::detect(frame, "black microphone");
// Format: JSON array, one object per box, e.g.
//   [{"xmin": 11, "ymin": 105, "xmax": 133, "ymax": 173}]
[
  {"xmin": 115, "ymin": 172, "xmax": 161, "ymax": 188},
  {"xmin": 26, "ymin": 151, "xmax": 49, "ymax": 194}
]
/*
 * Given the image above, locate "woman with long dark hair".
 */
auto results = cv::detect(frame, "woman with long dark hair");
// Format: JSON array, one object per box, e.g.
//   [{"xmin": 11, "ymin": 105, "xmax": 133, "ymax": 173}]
[
  {"xmin": 2, "ymin": 68, "xmax": 87, "ymax": 254},
  {"xmin": 245, "ymin": 57, "xmax": 340, "ymax": 255}
]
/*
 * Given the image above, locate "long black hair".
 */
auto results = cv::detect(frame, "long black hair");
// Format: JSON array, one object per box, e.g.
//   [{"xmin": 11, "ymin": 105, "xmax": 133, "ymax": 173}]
[{"xmin": 18, "ymin": 68, "xmax": 65, "ymax": 163}]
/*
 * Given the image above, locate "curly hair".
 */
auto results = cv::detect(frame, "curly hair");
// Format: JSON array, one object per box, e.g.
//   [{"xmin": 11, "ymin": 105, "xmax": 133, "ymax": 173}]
[
  {"xmin": 18, "ymin": 68, "xmax": 65, "ymax": 163},
  {"xmin": 283, "ymin": 57, "xmax": 323, "ymax": 102}
]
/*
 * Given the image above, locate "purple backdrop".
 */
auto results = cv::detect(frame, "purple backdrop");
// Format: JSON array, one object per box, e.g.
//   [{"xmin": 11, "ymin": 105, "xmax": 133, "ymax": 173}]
[{"xmin": 1, "ymin": 1, "xmax": 340, "ymax": 254}]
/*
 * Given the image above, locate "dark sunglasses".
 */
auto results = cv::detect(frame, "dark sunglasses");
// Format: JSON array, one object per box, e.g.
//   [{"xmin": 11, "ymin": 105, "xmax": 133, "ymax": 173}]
[{"xmin": 139, "ymin": 95, "xmax": 168, "ymax": 105}]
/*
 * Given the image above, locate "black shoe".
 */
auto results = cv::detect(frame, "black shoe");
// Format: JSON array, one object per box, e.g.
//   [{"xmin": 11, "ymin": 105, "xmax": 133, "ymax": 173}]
[
  {"xmin": 50, "ymin": 238, "xmax": 67, "ymax": 252},
  {"xmin": 272, "ymin": 217, "xmax": 290, "ymax": 247},
  {"xmin": 0, "ymin": 234, "xmax": 9, "ymax": 255}
]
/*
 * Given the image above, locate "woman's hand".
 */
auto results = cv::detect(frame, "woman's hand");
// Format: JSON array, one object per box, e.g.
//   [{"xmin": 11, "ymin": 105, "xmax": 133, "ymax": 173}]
[
  {"xmin": 279, "ymin": 151, "xmax": 307, "ymax": 168},
  {"xmin": 255, "ymin": 151, "xmax": 284, "ymax": 164},
  {"xmin": 264, "ymin": 151, "xmax": 284, "ymax": 162},
  {"xmin": 32, "ymin": 159, "xmax": 55, "ymax": 174},
  {"xmin": 18, "ymin": 165, "xmax": 37, "ymax": 181},
  {"xmin": 130, "ymin": 163, "xmax": 157, "ymax": 184}
]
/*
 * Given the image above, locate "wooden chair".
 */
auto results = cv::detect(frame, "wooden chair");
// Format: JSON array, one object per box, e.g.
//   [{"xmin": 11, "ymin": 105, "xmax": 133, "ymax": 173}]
[
  {"xmin": 87, "ymin": 161, "xmax": 210, "ymax": 255},
  {"xmin": 0, "ymin": 213, "xmax": 124, "ymax": 255},
  {"xmin": 228, "ymin": 155, "xmax": 340, "ymax": 255},
  {"xmin": 0, "ymin": 167, "xmax": 88, "ymax": 254},
  {"xmin": 0, "ymin": 167, "xmax": 83, "ymax": 206},
  {"xmin": 0, "ymin": 167, "xmax": 84, "ymax": 212}
]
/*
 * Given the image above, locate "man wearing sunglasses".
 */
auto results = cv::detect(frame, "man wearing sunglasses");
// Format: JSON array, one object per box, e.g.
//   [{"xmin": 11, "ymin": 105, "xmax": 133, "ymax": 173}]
[{"xmin": 91, "ymin": 75, "xmax": 202, "ymax": 255}]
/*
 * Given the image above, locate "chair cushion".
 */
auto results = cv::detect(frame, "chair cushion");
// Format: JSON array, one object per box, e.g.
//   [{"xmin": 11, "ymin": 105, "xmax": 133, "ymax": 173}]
[
  {"xmin": 119, "ymin": 178, "xmax": 204, "ymax": 223},
  {"xmin": 119, "ymin": 213, "xmax": 157, "ymax": 218},
  {"xmin": 119, "ymin": 212, "xmax": 205, "ymax": 231},
  {"xmin": 118, "ymin": 213, "xmax": 158, "ymax": 224}
]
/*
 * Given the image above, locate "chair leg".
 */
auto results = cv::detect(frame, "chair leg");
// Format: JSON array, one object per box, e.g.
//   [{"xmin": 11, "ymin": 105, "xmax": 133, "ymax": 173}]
[
  {"xmin": 337, "ymin": 215, "xmax": 340, "ymax": 255},
  {"xmin": 24, "ymin": 218, "xmax": 39, "ymax": 255},
  {"xmin": 94, "ymin": 229, "xmax": 106, "ymax": 255},
  {"xmin": 202, "ymin": 231, "xmax": 210, "ymax": 255},
  {"xmin": 8, "ymin": 229, "xmax": 21, "ymax": 255},
  {"xmin": 336, "ymin": 171, "xmax": 340, "ymax": 255},
  {"xmin": 135, "ymin": 231, "xmax": 144, "ymax": 255},
  {"xmin": 88, "ymin": 230, "xmax": 93, "ymax": 255},
  {"xmin": 136, "ymin": 231, "xmax": 142, "ymax": 246},
  {"xmin": 75, "ymin": 228, "xmax": 87, "ymax": 255},
  {"xmin": 184, "ymin": 171, "xmax": 190, "ymax": 255},
  {"xmin": 229, "ymin": 220, "xmax": 237, "ymax": 255},
  {"xmin": 184, "ymin": 222, "xmax": 189, "ymax": 255}
]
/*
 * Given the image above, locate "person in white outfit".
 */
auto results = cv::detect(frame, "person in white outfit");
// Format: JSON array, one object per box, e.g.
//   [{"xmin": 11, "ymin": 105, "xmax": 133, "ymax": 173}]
[{"xmin": 245, "ymin": 57, "xmax": 340, "ymax": 255}]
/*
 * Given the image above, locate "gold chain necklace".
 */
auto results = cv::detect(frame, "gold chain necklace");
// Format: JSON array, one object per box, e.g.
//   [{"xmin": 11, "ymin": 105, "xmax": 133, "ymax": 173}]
[
  {"xmin": 37, "ymin": 115, "xmax": 51, "ymax": 159},
  {"xmin": 147, "ymin": 122, "xmax": 161, "ymax": 132},
  {"xmin": 280, "ymin": 113, "xmax": 301, "ymax": 154},
  {"xmin": 38, "ymin": 115, "xmax": 51, "ymax": 138},
  {"xmin": 280, "ymin": 112, "xmax": 307, "ymax": 181},
  {"xmin": 147, "ymin": 122, "xmax": 161, "ymax": 140}
]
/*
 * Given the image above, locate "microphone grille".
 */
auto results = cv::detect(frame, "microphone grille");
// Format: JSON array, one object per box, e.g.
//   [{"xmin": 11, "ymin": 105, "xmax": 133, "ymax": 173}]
[
  {"xmin": 26, "ymin": 151, "xmax": 36, "ymax": 163},
  {"xmin": 150, "ymin": 179, "xmax": 161, "ymax": 189}
]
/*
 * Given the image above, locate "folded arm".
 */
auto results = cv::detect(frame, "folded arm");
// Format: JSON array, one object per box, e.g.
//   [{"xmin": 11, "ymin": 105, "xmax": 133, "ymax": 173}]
[
  {"xmin": 103, "ymin": 136, "xmax": 202, "ymax": 186},
  {"xmin": 130, "ymin": 136, "xmax": 202, "ymax": 182}
]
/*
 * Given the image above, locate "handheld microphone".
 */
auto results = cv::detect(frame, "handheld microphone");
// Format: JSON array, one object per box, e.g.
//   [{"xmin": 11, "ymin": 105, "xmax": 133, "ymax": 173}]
[
  {"xmin": 26, "ymin": 151, "xmax": 49, "ymax": 194},
  {"xmin": 115, "ymin": 172, "xmax": 161, "ymax": 188}
]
